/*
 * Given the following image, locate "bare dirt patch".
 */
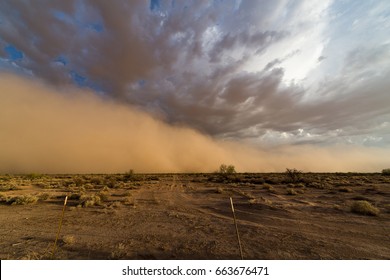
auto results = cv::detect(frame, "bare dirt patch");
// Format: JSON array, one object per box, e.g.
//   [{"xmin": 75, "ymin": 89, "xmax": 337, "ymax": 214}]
[{"xmin": 0, "ymin": 173, "xmax": 389, "ymax": 259}]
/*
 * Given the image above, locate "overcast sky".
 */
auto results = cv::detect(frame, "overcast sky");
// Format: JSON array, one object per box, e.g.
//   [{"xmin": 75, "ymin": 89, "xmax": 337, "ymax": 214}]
[{"xmin": 1, "ymin": 0, "xmax": 389, "ymax": 150}]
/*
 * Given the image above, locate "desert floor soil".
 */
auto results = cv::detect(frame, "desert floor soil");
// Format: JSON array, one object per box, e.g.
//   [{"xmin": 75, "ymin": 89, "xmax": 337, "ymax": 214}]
[{"xmin": 0, "ymin": 173, "xmax": 389, "ymax": 259}]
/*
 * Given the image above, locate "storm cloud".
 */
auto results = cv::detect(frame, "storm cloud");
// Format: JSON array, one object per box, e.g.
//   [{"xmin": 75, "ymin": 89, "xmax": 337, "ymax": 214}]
[{"xmin": 0, "ymin": 1, "xmax": 389, "ymax": 172}]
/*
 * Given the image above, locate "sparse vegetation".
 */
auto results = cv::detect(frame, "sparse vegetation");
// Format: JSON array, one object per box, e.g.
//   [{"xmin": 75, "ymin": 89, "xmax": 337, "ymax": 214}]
[
  {"xmin": 382, "ymin": 168, "xmax": 390, "ymax": 175},
  {"xmin": 0, "ymin": 172, "xmax": 388, "ymax": 260},
  {"xmin": 219, "ymin": 164, "xmax": 236, "ymax": 175},
  {"xmin": 0, "ymin": 193, "xmax": 8, "ymax": 203},
  {"xmin": 124, "ymin": 169, "xmax": 135, "ymax": 180},
  {"xmin": 0, "ymin": 185, "xmax": 19, "ymax": 191},
  {"xmin": 287, "ymin": 188, "xmax": 298, "ymax": 195},
  {"xmin": 111, "ymin": 243, "xmax": 126, "ymax": 259},
  {"xmin": 62, "ymin": 235, "xmax": 76, "ymax": 245},
  {"xmin": 80, "ymin": 194, "xmax": 102, "ymax": 207},
  {"xmin": 285, "ymin": 168, "xmax": 302, "ymax": 183},
  {"xmin": 216, "ymin": 187, "xmax": 224, "ymax": 194},
  {"xmin": 38, "ymin": 193, "xmax": 50, "ymax": 201},
  {"xmin": 24, "ymin": 173, "xmax": 44, "ymax": 180},
  {"xmin": 7, "ymin": 195, "xmax": 39, "ymax": 205},
  {"xmin": 351, "ymin": 200, "xmax": 380, "ymax": 216},
  {"xmin": 98, "ymin": 190, "xmax": 110, "ymax": 202}
]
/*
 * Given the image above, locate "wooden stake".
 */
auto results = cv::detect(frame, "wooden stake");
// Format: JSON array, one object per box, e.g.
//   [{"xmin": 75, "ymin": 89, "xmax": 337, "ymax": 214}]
[
  {"xmin": 52, "ymin": 195, "xmax": 68, "ymax": 258},
  {"xmin": 230, "ymin": 197, "xmax": 244, "ymax": 260}
]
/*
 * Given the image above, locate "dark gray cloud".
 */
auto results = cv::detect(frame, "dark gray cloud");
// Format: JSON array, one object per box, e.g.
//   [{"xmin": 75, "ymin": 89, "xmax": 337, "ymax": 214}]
[{"xmin": 0, "ymin": 0, "xmax": 389, "ymax": 148}]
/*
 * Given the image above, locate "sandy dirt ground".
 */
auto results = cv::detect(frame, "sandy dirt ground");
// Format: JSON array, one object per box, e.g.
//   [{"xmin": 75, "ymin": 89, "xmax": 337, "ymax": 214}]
[{"xmin": 0, "ymin": 173, "xmax": 389, "ymax": 259}]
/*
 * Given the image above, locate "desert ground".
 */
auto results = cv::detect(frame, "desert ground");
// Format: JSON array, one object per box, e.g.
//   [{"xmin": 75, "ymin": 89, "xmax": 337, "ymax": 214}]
[{"xmin": 0, "ymin": 172, "xmax": 389, "ymax": 260}]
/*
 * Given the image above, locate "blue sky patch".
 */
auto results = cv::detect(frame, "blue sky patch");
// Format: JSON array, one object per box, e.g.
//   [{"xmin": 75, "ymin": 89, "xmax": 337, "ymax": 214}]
[
  {"xmin": 89, "ymin": 22, "xmax": 104, "ymax": 33},
  {"xmin": 150, "ymin": 0, "xmax": 160, "ymax": 11},
  {"xmin": 4, "ymin": 45, "xmax": 24, "ymax": 60},
  {"xmin": 54, "ymin": 55, "xmax": 68, "ymax": 66},
  {"xmin": 70, "ymin": 70, "xmax": 86, "ymax": 86}
]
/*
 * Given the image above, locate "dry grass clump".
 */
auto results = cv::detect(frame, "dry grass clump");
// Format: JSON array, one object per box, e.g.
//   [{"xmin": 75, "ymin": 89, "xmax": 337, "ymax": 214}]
[
  {"xmin": 7, "ymin": 195, "xmax": 39, "ymax": 205},
  {"xmin": 109, "ymin": 201, "xmax": 122, "ymax": 208},
  {"xmin": 307, "ymin": 182, "xmax": 326, "ymax": 189},
  {"xmin": 110, "ymin": 243, "xmax": 126, "ymax": 259},
  {"xmin": 124, "ymin": 191, "xmax": 133, "ymax": 197},
  {"xmin": 69, "ymin": 192, "xmax": 82, "ymax": 200},
  {"xmin": 0, "ymin": 193, "xmax": 8, "ymax": 203},
  {"xmin": 80, "ymin": 194, "xmax": 102, "ymax": 207},
  {"xmin": 38, "ymin": 192, "xmax": 50, "ymax": 201},
  {"xmin": 0, "ymin": 185, "xmax": 19, "ymax": 191},
  {"xmin": 123, "ymin": 196, "xmax": 135, "ymax": 206},
  {"xmin": 351, "ymin": 201, "xmax": 380, "ymax": 216},
  {"xmin": 215, "ymin": 187, "xmax": 224, "ymax": 194},
  {"xmin": 62, "ymin": 235, "xmax": 76, "ymax": 245},
  {"xmin": 287, "ymin": 188, "xmax": 298, "ymax": 195},
  {"xmin": 263, "ymin": 183, "xmax": 277, "ymax": 193},
  {"xmin": 98, "ymin": 190, "xmax": 110, "ymax": 202}
]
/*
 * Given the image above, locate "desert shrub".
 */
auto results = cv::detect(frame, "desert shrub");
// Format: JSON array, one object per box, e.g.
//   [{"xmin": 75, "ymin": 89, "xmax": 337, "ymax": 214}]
[
  {"xmin": 33, "ymin": 182, "xmax": 48, "ymax": 188},
  {"xmin": 382, "ymin": 168, "xmax": 390, "ymax": 175},
  {"xmin": 38, "ymin": 193, "xmax": 50, "ymax": 201},
  {"xmin": 90, "ymin": 177, "xmax": 103, "ymax": 185},
  {"xmin": 263, "ymin": 183, "xmax": 277, "ymax": 193},
  {"xmin": 0, "ymin": 185, "xmax": 18, "ymax": 192},
  {"xmin": 264, "ymin": 178, "xmax": 277, "ymax": 184},
  {"xmin": 80, "ymin": 194, "xmax": 102, "ymax": 207},
  {"xmin": 295, "ymin": 183, "xmax": 305, "ymax": 188},
  {"xmin": 109, "ymin": 201, "xmax": 122, "ymax": 208},
  {"xmin": 215, "ymin": 187, "xmax": 225, "ymax": 194},
  {"xmin": 83, "ymin": 183, "xmax": 94, "ymax": 190},
  {"xmin": 146, "ymin": 175, "xmax": 159, "ymax": 181},
  {"xmin": 123, "ymin": 169, "xmax": 135, "ymax": 180},
  {"xmin": 62, "ymin": 235, "xmax": 76, "ymax": 245},
  {"xmin": 69, "ymin": 192, "xmax": 81, "ymax": 200},
  {"xmin": 24, "ymin": 173, "xmax": 43, "ymax": 180},
  {"xmin": 307, "ymin": 182, "xmax": 324, "ymax": 189},
  {"xmin": 285, "ymin": 168, "xmax": 302, "ymax": 183},
  {"xmin": 351, "ymin": 201, "xmax": 379, "ymax": 216},
  {"xmin": 0, "ymin": 175, "xmax": 12, "ymax": 181},
  {"xmin": 0, "ymin": 193, "xmax": 8, "ymax": 203},
  {"xmin": 106, "ymin": 178, "xmax": 118, "ymax": 188},
  {"xmin": 219, "ymin": 164, "xmax": 236, "ymax": 174},
  {"xmin": 98, "ymin": 190, "xmax": 110, "ymax": 202},
  {"xmin": 287, "ymin": 188, "xmax": 298, "ymax": 195},
  {"xmin": 123, "ymin": 196, "xmax": 135, "ymax": 206},
  {"xmin": 7, "ymin": 195, "xmax": 39, "ymax": 205},
  {"xmin": 73, "ymin": 177, "xmax": 85, "ymax": 187},
  {"xmin": 249, "ymin": 177, "xmax": 265, "ymax": 185},
  {"xmin": 111, "ymin": 243, "xmax": 126, "ymax": 259},
  {"xmin": 216, "ymin": 164, "xmax": 237, "ymax": 182}
]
